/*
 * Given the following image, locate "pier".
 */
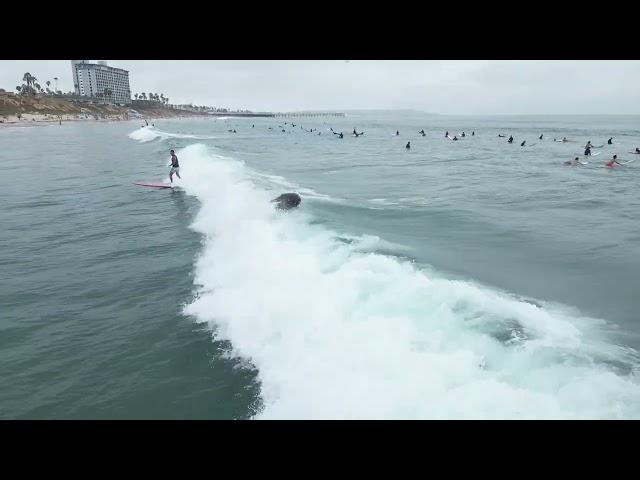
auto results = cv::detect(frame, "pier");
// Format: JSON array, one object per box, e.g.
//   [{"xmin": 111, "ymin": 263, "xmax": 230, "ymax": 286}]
[
  {"xmin": 274, "ymin": 112, "xmax": 345, "ymax": 118},
  {"xmin": 205, "ymin": 111, "xmax": 346, "ymax": 118}
]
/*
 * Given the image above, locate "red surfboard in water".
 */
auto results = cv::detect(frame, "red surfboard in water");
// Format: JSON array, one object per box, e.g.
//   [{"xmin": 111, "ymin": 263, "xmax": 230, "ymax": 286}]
[{"xmin": 134, "ymin": 181, "xmax": 173, "ymax": 189}]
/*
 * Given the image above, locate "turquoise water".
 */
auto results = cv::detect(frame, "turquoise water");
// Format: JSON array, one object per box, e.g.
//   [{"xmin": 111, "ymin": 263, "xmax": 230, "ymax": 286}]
[{"xmin": 2, "ymin": 113, "xmax": 640, "ymax": 419}]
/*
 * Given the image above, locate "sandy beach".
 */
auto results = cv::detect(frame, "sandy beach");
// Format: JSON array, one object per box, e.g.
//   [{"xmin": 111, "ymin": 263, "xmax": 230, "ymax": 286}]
[{"xmin": 0, "ymin": 112, "xmax": 208, "ymax": 128}]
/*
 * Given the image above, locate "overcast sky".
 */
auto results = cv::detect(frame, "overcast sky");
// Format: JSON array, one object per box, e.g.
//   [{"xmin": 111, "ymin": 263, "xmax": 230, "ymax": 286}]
[{"xmin": 1, "ymin": 60, "xmax": 639, "ymax": 114}]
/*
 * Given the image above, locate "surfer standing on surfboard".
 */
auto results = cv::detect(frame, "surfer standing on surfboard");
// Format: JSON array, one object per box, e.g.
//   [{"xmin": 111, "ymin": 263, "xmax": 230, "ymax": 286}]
[{"xmin": 169, "ymin": 150, "xmax": 181, "ymax": 183}]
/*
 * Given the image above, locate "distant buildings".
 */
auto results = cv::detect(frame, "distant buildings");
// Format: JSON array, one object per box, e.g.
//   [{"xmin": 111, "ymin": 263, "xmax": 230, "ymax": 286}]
[{"xmin": 71, "ymin": 60, "xmax": 131, "ymax": 105}]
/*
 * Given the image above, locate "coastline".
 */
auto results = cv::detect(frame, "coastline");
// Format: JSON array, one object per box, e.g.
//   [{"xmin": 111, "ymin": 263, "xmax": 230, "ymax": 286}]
[
  {"xmin": 0, "ymin": 112, "xmax": 210, "ymax": 128},
  {"xmin": 0, "ymin": 93, "xmax": 211, "ymax": 128}
]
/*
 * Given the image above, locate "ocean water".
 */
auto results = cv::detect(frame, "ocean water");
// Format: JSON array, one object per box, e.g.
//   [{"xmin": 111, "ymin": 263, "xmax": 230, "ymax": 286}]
[{"xmin": 2, "ymin": 112, "xmax": 640, "ymax": 419}]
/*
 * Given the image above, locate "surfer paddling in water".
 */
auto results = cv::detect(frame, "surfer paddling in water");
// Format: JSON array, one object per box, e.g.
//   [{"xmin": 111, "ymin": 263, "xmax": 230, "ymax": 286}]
[
  {"xmin": 605, "ymin": 155, "xmax": 623, "ymax": 168},
  {"xmin": 169, "ymin": 150, "xmax": 181, "ymax": 183}
]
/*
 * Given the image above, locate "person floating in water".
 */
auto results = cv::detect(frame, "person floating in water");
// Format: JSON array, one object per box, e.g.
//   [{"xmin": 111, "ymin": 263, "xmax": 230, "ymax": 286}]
[
  {"xmin": 406, "ymin": 141, "xmax": 411, "ymax": 149},
  {"xmin": 508, "ymin": 136, "xmax": 514, "ymax": 143},
  {"xmin": 539, "ymin": 134, "xmax": 543, "ymax": 140},
  {"xmin": 252, "ymin": 124, "xmax": 255, "ymax": 128},
  {"xmin": 521, "ymin": 140, "xmax": 526, "ymax": 147},
  {"xmin": 445, "ymin": 131, "xmax": 449, "ymax": 137},
  {"xmin": 419, "ymin": 129, "xmax": 425, "ymax": 135},
  {"xmin": 453, "ymin": 136, "xmax": 459, "ymax": 141},
  {"xmin": 472, "ymin": 131, "xmax": 475, "ymax": 136},
  {"xmin": 606, "ymin": 155, "xmax": 622, "ymax": 168},
  {"xmin": 145, "ymin": 119, "xmax": 148, "ymax": 126},
  {"xmin": 562, "ymin": 137, "xmax": 568, "ymax": 142},
  {"xmin": 461, "ymin": 132, "xmax": 465, "ymax": 137},
  {"xmin": 282, "ymin": 129, "xmax": 286, "ymax": 132},
  {"xmin": 353, "ymin": 128, "xmax": 364, "ymax": 137},
  {"xmin": 564, "ymin": 157, "xmax": 583, "ymax": 166},
  {"xmin": 498, "ymin": 134, "xmax": 505, "ymax": 138},
  {"xmin": 169, "ymin": 150, "xmax": 181, "ymax": 183},
  {"xmin": 635, "ymin": 148, "xmax": 640, "ymax": 154},
  {"xmin": 608, "ymin": 137, "xmax": 613, "ymax": 145},
  {"xmin": 396, "ymin": 130, "xmax": 400, "ymax": 136}
]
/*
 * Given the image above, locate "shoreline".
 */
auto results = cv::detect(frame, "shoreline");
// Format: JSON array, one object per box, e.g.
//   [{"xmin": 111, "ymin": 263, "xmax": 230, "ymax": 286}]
[{"xmin": 0, "ymin": 112, "xmax": 211, "ymax": 128}]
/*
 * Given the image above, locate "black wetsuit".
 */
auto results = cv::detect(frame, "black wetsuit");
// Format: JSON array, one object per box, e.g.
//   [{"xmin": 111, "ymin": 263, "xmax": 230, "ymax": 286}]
[
  {"xmin": 608, "ymin": 138, "xmax": 613, "ymax": 145},
  {"xmin": 508, "ymin": 136, "xmax": 513, "ymax": 143}
]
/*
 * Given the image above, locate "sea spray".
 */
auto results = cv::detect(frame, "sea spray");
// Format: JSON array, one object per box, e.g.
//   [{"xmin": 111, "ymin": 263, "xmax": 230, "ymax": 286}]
[{"xmin": 167, "ymin": 143, "xmax": 640, "ymax": 419}]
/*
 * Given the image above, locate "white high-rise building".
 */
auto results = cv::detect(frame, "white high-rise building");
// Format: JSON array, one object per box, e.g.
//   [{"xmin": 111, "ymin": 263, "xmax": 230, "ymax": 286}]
[{"xmin": 71, "ymin": 60, "xmax": 132, "ymax": 105}]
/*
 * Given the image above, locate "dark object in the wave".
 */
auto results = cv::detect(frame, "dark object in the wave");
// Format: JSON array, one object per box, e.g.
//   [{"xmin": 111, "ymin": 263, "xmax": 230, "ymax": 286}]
[{"xmin": 271, "ymin": 193, "xmax": 301, "ymax": 210}]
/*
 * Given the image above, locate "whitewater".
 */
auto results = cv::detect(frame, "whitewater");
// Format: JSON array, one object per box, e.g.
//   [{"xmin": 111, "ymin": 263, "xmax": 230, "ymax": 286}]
[{"xmin": 128, "ymin": 123, "xmax": 640, "ymax": 419}]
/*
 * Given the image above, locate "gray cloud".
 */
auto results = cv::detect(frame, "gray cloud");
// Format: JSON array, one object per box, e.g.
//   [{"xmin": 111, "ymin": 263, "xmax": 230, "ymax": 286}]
[{"xmin": 1, "ymin": 60, "xmax": 639, "ymax": 114}]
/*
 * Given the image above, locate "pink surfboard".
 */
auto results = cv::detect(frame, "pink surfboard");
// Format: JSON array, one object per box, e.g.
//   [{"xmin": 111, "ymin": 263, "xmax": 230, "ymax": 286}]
[{"xmin": 134, "ymin": 181, "xmax": 173, "ymax": 189}]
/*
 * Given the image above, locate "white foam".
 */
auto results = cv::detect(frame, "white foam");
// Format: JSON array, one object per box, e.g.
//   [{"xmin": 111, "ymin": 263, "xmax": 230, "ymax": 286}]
[
  {"xmin": 128, "ymin": 126, "xmax": 217, "ymax": 143},
  {"xmin": 176, "ymin": 143, "xmax": 640, "ymax": 419},
  {"xmin": 246, "ymin": 170, "xmax": 344, "ymax": 204}
]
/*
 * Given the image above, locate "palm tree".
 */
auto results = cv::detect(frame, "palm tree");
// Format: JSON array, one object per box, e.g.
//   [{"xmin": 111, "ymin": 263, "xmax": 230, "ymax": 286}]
[
  {"xmin": 16, "ymin": 85, "xmax": 22, "ymax": 93},
  {"xmin": 34, "ymin": 83, "xmax": 41, "ymax": 94},
  {"xmin": 46, "ymin": 81, "xmax": 51, "ymax": 90},
  {"xmin": 141, "ymin": 92, "xmax": 146, "ymax": 100},
  {"xmin": 22, "ymin": 72, "xmax": 34, "ymax": 87},
  {"xmin": 134, "ymin": 93, "xmax": 139, "ymax": 100}
]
